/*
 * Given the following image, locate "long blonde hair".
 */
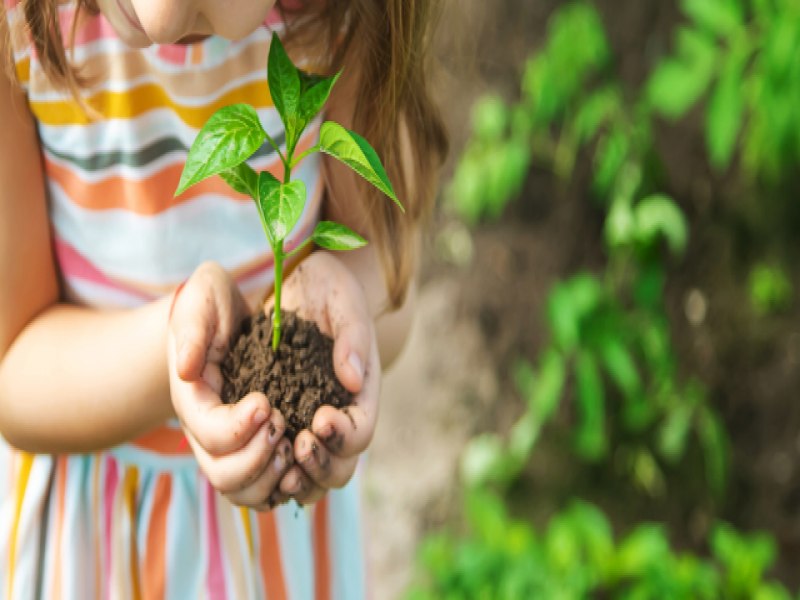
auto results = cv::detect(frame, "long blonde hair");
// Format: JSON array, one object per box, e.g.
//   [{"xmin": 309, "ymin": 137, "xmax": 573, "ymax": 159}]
[{"xmin": 2, "ymin": 0, "xmax": 448, "ymax": 308}]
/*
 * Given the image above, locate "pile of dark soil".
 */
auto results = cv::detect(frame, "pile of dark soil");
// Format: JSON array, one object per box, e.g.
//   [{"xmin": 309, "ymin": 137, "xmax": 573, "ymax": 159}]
[{"xmin": 221, "ymin": 310, "xmax": 352, "ymax": 440}]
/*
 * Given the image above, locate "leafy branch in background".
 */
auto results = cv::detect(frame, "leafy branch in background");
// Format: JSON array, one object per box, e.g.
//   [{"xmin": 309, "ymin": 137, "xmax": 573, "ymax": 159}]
[
  {"xmin": 453, "ymin": 3, "xmax": 727, "ymax": 497},
  {"xmin": 407, "ymin": 490, "xmax": 793, "ymax": 600},
  {"xmin": 648, "ymin": 0, "xmax": 800, "ymax": 180}
]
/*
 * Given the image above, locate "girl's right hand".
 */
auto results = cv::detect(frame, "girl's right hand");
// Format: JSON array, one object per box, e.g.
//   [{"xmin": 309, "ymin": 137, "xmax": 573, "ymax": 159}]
[{"xmin": 167, "ymin": 262, "xmax": 293, "ymax": 511}]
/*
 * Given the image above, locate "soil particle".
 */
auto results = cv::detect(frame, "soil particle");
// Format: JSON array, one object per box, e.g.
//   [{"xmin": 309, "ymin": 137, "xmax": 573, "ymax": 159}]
[{"xmin": 221, "ymin": 310, "xmax": 353, "ymax": 440}]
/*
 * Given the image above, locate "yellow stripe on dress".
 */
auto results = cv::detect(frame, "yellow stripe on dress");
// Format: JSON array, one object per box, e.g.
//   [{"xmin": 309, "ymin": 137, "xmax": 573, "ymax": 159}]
[
  {"xmin": 240, "ymin": 507, "xmax": 254, "ymax": 557},
  {"xmin": 29, "ymin": 80, "xmax": 273, "ymax": 128},
  {"xmin": 6, "ymin": 452, "xmax": 34, "ymax": 600},
  {"xmin": 124, "ymin": 465, "xmax": 142, "ymax": 600}
]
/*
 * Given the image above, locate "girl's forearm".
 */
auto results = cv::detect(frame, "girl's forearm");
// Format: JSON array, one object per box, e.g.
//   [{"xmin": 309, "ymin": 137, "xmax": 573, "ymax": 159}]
[{"xmin": 0, "ymin": 295, "xmax": 174, "ymax": 454}]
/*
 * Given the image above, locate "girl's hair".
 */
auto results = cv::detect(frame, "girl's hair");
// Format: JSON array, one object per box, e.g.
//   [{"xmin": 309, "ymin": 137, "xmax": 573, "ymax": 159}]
[{"xmin": 2, "ymin": 0, "xmax": 448, "ymax": 309}]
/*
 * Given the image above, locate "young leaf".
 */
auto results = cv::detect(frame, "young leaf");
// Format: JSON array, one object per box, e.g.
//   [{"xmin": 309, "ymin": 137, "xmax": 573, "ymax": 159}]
[
  {"xmin": 706, "ymin": 50, "xmax": 746, "ymax": 170},
  {"xmin": 681, "ymin": 0, "xmax": 743, "ymax": 38},
  {"xmin": 298, "ymin": 70, "xmax": 341, "ymax": 125},
  {"xmin": 574, "ymin": 351, "xmax": 607, "ymax": 461},
  {"xmin": 220, "ymin": 163, "xmax": 258, "ymax": 198},
  {"xmin": 311, "ymin": 221, "xmax": 367, "ymax": 250},
  {"xmin": 176, "ymin": 104, "xmax": 266, "ymax": 195},
  {"xmin": 258, "ymin": 173, "xmax": 306, "ymax": 242},
  {"xmin": 634, "ymin": 194, "xmax": 688, "ymax": 256},
  {"xmin": 268, "ymin": 33, "xmax": 301, "ymax": 145},
  {"xmin": 319, "ymin": 121, "xmax": 402, "ymax": 211}
]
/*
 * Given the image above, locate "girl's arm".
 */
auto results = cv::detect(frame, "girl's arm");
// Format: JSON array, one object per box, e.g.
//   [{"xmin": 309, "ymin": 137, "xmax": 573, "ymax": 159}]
[{"xmin": 0, "ymin": 46, "xmax": 175, "ymax": 453}]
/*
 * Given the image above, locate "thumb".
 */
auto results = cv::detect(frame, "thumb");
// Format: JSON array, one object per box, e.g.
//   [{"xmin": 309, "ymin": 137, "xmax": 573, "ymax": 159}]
[
  {"xmin": 170, "ymin": 285, "xmax": 216, "ymax": 382},
  {"xmin": 331, "ymin": 316, "xmax": 371, "ymax": 394}
]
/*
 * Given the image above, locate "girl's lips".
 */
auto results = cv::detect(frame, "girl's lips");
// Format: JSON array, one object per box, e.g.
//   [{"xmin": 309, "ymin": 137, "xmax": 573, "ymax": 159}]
[{"xmin": 116, "ymin": 0, "xmax": 146, "ymax": 34}]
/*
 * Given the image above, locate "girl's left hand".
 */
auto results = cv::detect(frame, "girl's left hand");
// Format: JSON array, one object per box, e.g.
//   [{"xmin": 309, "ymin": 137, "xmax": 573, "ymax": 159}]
[{"xmin": 268, "ymin": 251, "xmax": 381, "ymax": 505}]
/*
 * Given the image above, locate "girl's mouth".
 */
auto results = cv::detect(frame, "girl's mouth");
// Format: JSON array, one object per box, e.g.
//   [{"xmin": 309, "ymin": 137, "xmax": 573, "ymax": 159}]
[{"xmin": 116, "ymin": 0, "xmax": 146, "ymax": 34}]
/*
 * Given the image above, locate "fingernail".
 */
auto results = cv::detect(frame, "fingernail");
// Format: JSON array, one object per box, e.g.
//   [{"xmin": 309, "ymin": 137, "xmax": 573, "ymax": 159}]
[
  {"xmin": 253, "ymin": 409, "xmax": 267, "ymax": 426},
  {"xmin": 274, "ymin": 451, "xmax": 284, "ymax": 472},
  {"xmin": 348, "ymin": 353, "xmax": 364, "ymax": 381}
]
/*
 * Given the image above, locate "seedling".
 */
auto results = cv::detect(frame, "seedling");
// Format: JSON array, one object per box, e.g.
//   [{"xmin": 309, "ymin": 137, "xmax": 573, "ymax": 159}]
[{"xmin": 175, "ymin": 33, "xmax": 401, "ymax": 350}]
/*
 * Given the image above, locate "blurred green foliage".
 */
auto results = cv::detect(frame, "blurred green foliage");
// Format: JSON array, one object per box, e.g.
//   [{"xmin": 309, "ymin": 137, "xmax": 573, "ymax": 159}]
[
  {"xmin": 648, "ymin": 0, "xmax": 800, "ymax": 179},
  {"xmin": 418, "ymin": 2, "xmax": 800, "ymax": 595},
  {"xmin": 748, "ymin": 263, "xmax": 793, "ymax": 316},
  {"xmin": 454, "ymin": 2, "xmax": 727, "ymax": 497},
  {"xmin": 407, "ymin": 490, "xmax": 793, "ymax": 600}
]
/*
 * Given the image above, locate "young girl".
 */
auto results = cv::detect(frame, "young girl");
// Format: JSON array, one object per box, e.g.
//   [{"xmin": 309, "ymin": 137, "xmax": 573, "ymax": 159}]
[{"xmin": 0, "ymin": 0, "xmax": 446, "ymax": 597}]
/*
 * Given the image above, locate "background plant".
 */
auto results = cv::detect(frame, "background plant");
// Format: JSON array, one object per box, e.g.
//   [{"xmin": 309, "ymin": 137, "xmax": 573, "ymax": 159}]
[
  {"xmin": 175, "ymin": 33, "xmax": 400, "ymax": 349},
  {"xmin": 407, "ymin": 490, "xmax": 792, "ymax": 600},
  {"xmin": 407, "ymin": 0, "xmax": 800, "ymax": 594},
  {"xmin": 454, "ymin": 3, "xmax": 726, "ymax": 497}
]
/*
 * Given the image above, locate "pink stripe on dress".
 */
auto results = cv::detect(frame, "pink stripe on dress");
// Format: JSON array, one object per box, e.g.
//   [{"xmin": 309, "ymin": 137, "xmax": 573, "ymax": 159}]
[
  {"xmin": 54, "ymin": 236, "xmax": 155, "ymax": 302},
  {"xmin": 205, "ymin": 482, "xmax": 228, "ymax": 599}
]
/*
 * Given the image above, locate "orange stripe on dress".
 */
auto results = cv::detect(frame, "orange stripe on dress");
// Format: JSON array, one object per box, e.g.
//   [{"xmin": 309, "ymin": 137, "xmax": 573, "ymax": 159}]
[
  {"xmin": 313, "ymin": 496, "xmax": 332, "ymax": 600},
  {"xmin": 257, "ymin": 511, "xmax": 288, "ymax": 600},
  {"xmin": 131, "ymin": 426, "xmax": 193, "ymax": 456},
  {"xmin": 43, "ymin": 129, "xmax": 319, "ymax": 215},
  {"xmin": 143, "ymin": 474, "xmax": 171, "ymax": 600}
]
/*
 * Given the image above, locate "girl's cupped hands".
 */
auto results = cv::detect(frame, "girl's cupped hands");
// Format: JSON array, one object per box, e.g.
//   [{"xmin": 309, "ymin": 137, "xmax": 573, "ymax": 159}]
[{"xmin": 166, "ymin": 254, "xmax": 380, "ymax": 509}]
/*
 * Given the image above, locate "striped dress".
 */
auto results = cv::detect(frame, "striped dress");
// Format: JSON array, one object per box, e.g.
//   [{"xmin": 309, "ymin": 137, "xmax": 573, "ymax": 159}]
[{"xmin": 0, "ymin": 2, "xmax": 367, "ymax": 599}]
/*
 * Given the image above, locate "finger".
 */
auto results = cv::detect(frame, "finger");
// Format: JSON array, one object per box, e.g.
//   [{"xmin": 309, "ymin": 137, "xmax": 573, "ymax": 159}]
[
  {"xmin": 176, "ymin": 389, "xmax": 272, "ymax": 456},
  {"xmin": 251, "ymin": 490, "xmax": 291, "ymax": 513},
  {"xmin": 170, "ymin": 263, "xmax": 247, "ymax": 381},
  {"xmin": 310, "ymin": 340, "xmax": 381, "ymax": 458},
  {"xmin": 169, "ymin": 286, "xmax": 217, "ymax": 382},
  {"xmin": 294, "ymin": 430, "xmax": 358, "ymax": 489},
  {"xmin": 226, "ymin": 437, "xmax": 294, "ymax": 507},
  {"xmin": 189, "ymin": 412, "xmax": 285, "ymax": 494},
  {"xmin": 328, "ymin": 297, "xmax": 372, "ymax": 395},
  {"xmin": 202, "ymin": 362, "xmax": 223, "ymax": 395},
  {"xmin": 279, "ymin": 465, "xmax": 325, "ymax": 505}
]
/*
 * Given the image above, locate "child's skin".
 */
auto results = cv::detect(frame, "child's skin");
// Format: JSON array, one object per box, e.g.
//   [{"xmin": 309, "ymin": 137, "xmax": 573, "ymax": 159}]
[{"xmin": 0, "ymin": 0, "xmax": 416, "ymax": 510}]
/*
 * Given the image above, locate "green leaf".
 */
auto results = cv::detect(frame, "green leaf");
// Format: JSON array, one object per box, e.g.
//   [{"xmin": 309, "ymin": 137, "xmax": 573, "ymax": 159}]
[
  {"xmin": 572, "ymin": 85, "xmax": 621, "ymax": 144},
  {"xmin": 658, "ymin": 403, "xmax": 693, "ymax": 462},
  {"xmin": 593, "ymin": 128, "xmax": 629, "ymax": 195},
  {"xmin": 471, "ymin": 94, "xmax": 509, "ymax": 140},
  {"xmin": 258, "ymin": 173, "xmax": 306, "ymax": 242},
  {"xmin": 319, "ymin": 121, "xmax": 402, "ymax": 210},
  {"xmin": 311, "ymin": 221, "xmax": 367, "ymax": 251},
  {"xmin": 298, "ymin": 70, "xmax": 340, "ymax": 126},
  {"xmin": 697, "ymin": 406, "xmax": 729, "ymax": 496},
  {"xmin": 574, "ymin": 351, "xmax": 607, "ymax": 460},
  {"xmin": 706, "ymin": 50, "xmax": 746, "ymax": 169},
  {"xmin": 532, "ymin": 350, "xmax": 567, "ymax": 422},
  {"xmin": 460, "ymin": 433, "xmax": 507, "ymax": 487},
  {"xmin": 220, "ymin": 163, "xmax": 258, "ymax": 198},
  {"xmin": 176, "ymin": 104, "xmax": 266, "ymax": 196},
  {"xmin": 634, "ymin": 194, "xmax": 688, "ymax": 255},
  {"xmin": 616, "ymin": 524, "xmax": 671, "ymax": 576},
  {"xmin": 681, "ymin": 0, "xmax": 744, "ymax": 38},
  {"xmin": 547, "ymin": 283, "xmax": 579, "ymax": 351},
  {"xmin": 596, "ymin": 336, "xmax": 641, "ymax": 399},
  {"xmin": 268, "ymin": 33, "xmax": 301, "ymax": 146},
  {"xmin": 647, "ymin": 28, "xmax": 717, "ymax": 119}
]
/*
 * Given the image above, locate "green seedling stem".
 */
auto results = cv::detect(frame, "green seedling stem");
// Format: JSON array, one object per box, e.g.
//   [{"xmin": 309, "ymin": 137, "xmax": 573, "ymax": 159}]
[{"xmin": 175, "ymin": 33, "xmax": 402, "ymax": 352}]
